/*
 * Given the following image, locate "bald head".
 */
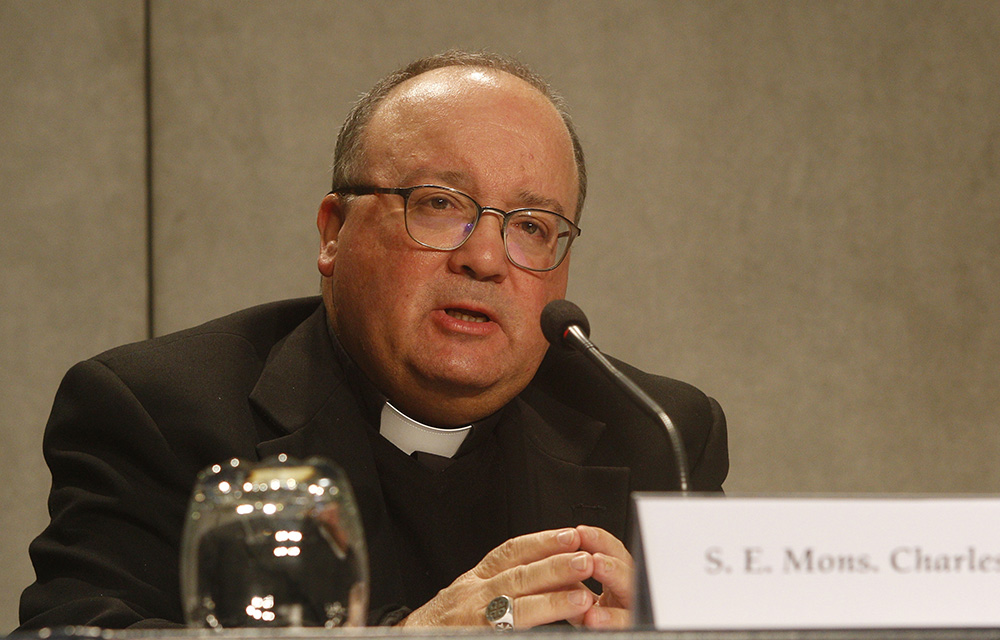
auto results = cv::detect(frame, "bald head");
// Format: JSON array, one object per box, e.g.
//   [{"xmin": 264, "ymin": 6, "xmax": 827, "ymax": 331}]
[
  {"xmin": 332, "ymin": 50, "xmax": 587, "ymax": 219},
  {"xmin": 359, "ymin": 66, "xmax": 579, "ymax": 217}
]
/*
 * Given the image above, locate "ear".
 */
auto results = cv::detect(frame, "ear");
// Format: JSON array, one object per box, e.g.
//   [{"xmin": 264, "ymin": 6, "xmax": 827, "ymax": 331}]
[{"xmin": 317, "ymin": 193, "xmax": 345, "ymax": 277}]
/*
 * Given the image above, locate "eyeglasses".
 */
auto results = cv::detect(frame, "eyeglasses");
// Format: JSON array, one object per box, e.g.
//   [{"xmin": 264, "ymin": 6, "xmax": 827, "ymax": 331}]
[{"xmin": 329, "ymin": 184, "xmax": 581, "ymax": 272}]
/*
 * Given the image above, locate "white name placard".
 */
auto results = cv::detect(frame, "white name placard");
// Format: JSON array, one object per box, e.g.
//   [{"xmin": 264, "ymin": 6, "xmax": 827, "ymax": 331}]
[{"xmin": 632, "ymin": 495, "xmax": 1000, "ymax": 630}]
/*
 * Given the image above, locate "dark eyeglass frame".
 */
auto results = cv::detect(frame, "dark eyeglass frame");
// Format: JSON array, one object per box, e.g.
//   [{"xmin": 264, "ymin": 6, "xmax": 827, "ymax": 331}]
[{"xmin": 329, "ymin": 184, "xmax": 581, "ymax": 272}]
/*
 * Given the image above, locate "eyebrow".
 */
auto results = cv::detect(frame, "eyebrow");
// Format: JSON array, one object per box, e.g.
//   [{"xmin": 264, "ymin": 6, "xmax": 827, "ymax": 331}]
[
  {"xmin": 401, "ymin": 169, "xmax": 567, "ymax": 215},
  {"xmin": 512, "ymin": 189, "xmax": 565, "ymax": 215},
  {"xmin": 435, "ymin": 170, "xmax": 474, "ymax": 191}
]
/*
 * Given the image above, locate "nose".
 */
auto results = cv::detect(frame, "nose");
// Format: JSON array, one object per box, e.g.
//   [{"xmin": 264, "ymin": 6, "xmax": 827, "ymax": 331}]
[{"xmin": 446, "ymin": 210, "xmax": 509, "ymax": 282}]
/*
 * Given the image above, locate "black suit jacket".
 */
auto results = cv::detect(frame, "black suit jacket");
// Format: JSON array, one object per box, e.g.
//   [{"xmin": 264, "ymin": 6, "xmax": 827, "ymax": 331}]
[{"xmin": 19, "ymin": 297, "xmax": 728, "ymax": 630}]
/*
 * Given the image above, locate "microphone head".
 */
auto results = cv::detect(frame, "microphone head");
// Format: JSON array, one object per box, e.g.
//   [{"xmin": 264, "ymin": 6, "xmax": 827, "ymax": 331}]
[{"xmin": 541, "ymin": 299, "xmax": 591, "ymax": 347}]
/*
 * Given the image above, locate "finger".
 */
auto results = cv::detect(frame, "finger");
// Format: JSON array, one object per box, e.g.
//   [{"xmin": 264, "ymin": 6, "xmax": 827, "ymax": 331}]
[
  {"xmin": 562, "ymin": 585, "xmax": 599, "ymax": 628},
  {"xmin": 496, "ymin": 550, "xmax": 595, "ymax": 598},
  {"xmin": 576, "ymin": 526, "xmax": 634, "ymax": 609},
  {"xmin": 583, "ymin": 604, "xmax": 631, "ymax": 630},
  {"xmin": 503, "ymin": 587, "xmax": 595, "ymax": 629},
  {"xmin": 592, "ymin": 552, "xmax": 633, "ymax": 609},
  {"xmin": 473, "ymin": 528, "xmax": 581, "ymax": 578},
  {"xmin": 402, "ymin": 535, "xmax": 588, "ymax": 627},
  {"xmin": 576, "ymin": 525, "xmax": 632, "ymax": 565}
]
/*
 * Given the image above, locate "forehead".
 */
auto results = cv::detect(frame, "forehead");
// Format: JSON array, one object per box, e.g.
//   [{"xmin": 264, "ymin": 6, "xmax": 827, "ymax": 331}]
[
  {"xmin": 394, "ymin": 66, "xmax": 509, "ymax": 98},
  {"xmin": 380, "ymin": 66, "xmax": 557, "ymax": 122},
  {"xmin": 370, "ymin": 67, "xmax": 570, "ymax": 148},
  {"xmin": 360, "ymin": 67, "xmax": 578, "ymax": 209}
]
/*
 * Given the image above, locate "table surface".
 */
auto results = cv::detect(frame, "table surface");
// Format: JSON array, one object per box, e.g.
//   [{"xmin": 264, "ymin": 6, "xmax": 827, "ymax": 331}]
[{"xmin": 9, "ymin": 627, "xmax": 1000, "ymax": 640}]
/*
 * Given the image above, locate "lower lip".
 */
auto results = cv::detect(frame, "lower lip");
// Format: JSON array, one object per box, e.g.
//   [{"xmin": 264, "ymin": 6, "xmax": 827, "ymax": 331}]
[{"xmin": 433, "ymin": 309, "xmax": 497, "ymax": 336}]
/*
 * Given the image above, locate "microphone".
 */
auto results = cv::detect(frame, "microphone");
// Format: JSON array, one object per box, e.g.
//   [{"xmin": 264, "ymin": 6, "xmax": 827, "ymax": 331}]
[{"xmin": 541, "ymin": 299, "xmax": 690, "ymax": 494}]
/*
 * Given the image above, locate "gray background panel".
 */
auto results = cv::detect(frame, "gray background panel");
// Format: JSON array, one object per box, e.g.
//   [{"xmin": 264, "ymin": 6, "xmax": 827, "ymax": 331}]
[
  {"xmin": 1, "ymin": 0, "xmax": 147, "ymax": 633},
  {"xmin": 2, "ymin": 0, "xmax": 998, "ymax": 632}
]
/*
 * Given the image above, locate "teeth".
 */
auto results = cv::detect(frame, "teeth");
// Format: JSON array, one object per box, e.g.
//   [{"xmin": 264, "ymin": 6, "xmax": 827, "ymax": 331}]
[{"xmin": 446, "ymin": 309, "xmax": 489, "ymax": 323}]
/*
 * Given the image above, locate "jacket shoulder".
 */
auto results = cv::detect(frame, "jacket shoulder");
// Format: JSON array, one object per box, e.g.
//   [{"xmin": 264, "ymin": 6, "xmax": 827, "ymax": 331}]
[
  {"xmin": 525, "ymin": 348, "xmax": 728, "ymax": 492},
  {"xmin": 95, "ymin": 296, "xmax": 323, "ymax": 368},
  {"xmin": 527, "ymin": 348, "xmax": 713, "ymax": 428},
  {"xmin": 47, "ymin": 297, "xmax": 326, "ymax": 476}
]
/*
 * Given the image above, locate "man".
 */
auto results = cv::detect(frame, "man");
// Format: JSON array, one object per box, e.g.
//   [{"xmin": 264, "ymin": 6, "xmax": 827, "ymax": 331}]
[{"xmin": 19, "ymin": 51, "xmax": 728, "ymax": 631}]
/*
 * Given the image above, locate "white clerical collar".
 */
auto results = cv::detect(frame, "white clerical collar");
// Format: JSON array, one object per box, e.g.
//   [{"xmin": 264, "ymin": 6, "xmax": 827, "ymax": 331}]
[{"xmin": 379, "ymin": 402, "xmax": 472, "ymax": 458}]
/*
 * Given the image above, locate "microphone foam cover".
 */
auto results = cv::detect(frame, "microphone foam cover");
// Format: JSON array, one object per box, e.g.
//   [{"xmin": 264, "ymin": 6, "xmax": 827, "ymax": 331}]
[{"xmin": 540, "ymin": 299, "xmax": 591, "ymax": 347}]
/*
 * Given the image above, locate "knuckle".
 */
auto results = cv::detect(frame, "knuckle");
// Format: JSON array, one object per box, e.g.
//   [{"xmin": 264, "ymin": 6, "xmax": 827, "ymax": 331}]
[
  {"xmin": 475, "ymin": 537, "xmax": 520, "ymax": 577},
  {"xmin": 506, "ymin": 562, "xmax": 532, "ymax": 594},
  {"xmin": 496, "ymin": 535, "xmax": 526, "ymax": 564}
]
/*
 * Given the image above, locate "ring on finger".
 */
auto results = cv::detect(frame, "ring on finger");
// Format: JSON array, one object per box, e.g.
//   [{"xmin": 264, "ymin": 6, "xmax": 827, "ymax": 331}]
[{"xmin": 485, "ymin": 595, "xmax": 514, "ymax": 631}]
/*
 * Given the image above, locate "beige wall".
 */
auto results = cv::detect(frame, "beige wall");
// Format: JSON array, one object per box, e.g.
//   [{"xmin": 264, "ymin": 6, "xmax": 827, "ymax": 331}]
[
  {"xmin": 2, "ymin": 0, "xmax": 998, "ymax": 632},
  {"xmin": 1, "ymin": 1, "xmax": 148, "ymax": 633}
]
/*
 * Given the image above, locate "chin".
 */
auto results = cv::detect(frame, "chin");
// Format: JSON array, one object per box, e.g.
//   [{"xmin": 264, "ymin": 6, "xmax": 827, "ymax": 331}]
[
  {"xmin": 431, "ymin": 367, "xmax": 506, "ymax": 393},
  {"xmin": 413, "ymin": 350, "xmax": 541, "ymax": 397}
]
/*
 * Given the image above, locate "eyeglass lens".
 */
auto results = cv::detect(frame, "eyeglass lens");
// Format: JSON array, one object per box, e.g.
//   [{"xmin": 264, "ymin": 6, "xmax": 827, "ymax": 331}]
[{"xmin": 404, "ymin": 186, "xmax": 572, "ymax": 271}]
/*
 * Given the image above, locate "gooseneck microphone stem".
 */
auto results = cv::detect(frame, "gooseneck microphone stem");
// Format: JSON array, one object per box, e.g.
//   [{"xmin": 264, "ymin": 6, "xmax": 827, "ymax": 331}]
[{"xmin": 562, "ymin": 325, "xmax": 691, "ymax": 496}]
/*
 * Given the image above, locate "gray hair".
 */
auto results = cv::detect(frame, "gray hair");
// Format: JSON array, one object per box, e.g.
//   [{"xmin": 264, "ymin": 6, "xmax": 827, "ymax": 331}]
[{"xmin": 332, "ymin": 50, "xmax": 587, "ymax": 219}]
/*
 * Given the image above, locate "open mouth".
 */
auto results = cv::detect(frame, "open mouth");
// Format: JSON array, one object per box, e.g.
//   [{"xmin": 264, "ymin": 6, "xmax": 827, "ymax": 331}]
[{"xmin": 445, "ymin": 308, "xmax": 491, "ymax": 323}]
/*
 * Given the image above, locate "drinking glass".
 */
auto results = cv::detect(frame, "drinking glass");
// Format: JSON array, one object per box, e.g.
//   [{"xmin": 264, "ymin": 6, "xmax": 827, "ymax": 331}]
[{"xmin": 180, "ymin": 455, "xmax": 368, "ymax": 628}]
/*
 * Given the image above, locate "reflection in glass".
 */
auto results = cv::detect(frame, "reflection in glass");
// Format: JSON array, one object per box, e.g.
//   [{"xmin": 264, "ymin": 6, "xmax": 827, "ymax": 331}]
[{"xmin": 180, "ymin": 456, "xmax": 368, "ymax": 628}]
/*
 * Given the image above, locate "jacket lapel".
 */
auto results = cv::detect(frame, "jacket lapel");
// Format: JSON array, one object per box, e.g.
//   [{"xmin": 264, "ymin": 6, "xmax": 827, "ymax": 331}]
[
  {"xmin": 246, "ymin": 306, "xmax": 404, "ymax": 613},
  {"xmin": 500, "ymin": 396, "xmax": 632, "ymax": 542},
  {"xmin": 247, "ymin": 306, "xmax": 377, "ymax": 488}
]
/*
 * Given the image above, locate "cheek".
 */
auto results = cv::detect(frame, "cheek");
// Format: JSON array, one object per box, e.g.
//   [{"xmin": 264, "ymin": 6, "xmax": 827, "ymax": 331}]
[
  {"xmin": 334, "ymin": 214, "xmax": 404, "ymax": 284},
  {"xmin": 331, "ymin": 235, "xmax": 435, "ymax": 326},
  {"xmin": 510, "ymin": 269, "xmax": 569, "ymax": 337},
  {"xmin": 534, "ymin": 267, "xmax": 569, "ymax": 307},
  {"xmin": 334, "ymin": 245, "xmax": 392, "ymax": 310}
]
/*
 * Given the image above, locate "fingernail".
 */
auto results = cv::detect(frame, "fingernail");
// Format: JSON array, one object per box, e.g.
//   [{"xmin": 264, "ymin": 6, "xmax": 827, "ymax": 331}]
[
  {"xmin": 556, "ymin": 529, "xmax": 575, "ymax": 545},
  {"xmin": 599, "ymin": 555, "xmax": 613, "ymax": 574},
  {"xmin": 568, "ymin": 589, "xmax": 590, "ymax": 606},
  {"xmin": 595, "ymin": 607, "xmax": 611, "ymax": 624},
  {"xmin": 570, "ymin": 552, "xmax": 589, "ymax": 571}
]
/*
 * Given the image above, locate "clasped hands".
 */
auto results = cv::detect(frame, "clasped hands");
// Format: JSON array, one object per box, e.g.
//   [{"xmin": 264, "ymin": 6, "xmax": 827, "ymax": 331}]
[{"xmin": 399, "ymin": 524, "xmax": 632, "ymax": 629}]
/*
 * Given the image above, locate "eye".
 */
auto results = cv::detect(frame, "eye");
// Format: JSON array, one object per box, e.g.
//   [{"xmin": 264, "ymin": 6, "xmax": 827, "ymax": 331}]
[
  {"xmin": 411, "ymin": 188, "xmax": 468, "ymax": 214},
  {"xmin": 510, "ymin": 215, "xmax": 554, "ymax": 242},
  {"xmin": 428, "ymin": 196, "xmax": 454, "ymax": 210},
  {"xmin": 519, "ymin": 220, "xmax": 542, "ymax": 236}
]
